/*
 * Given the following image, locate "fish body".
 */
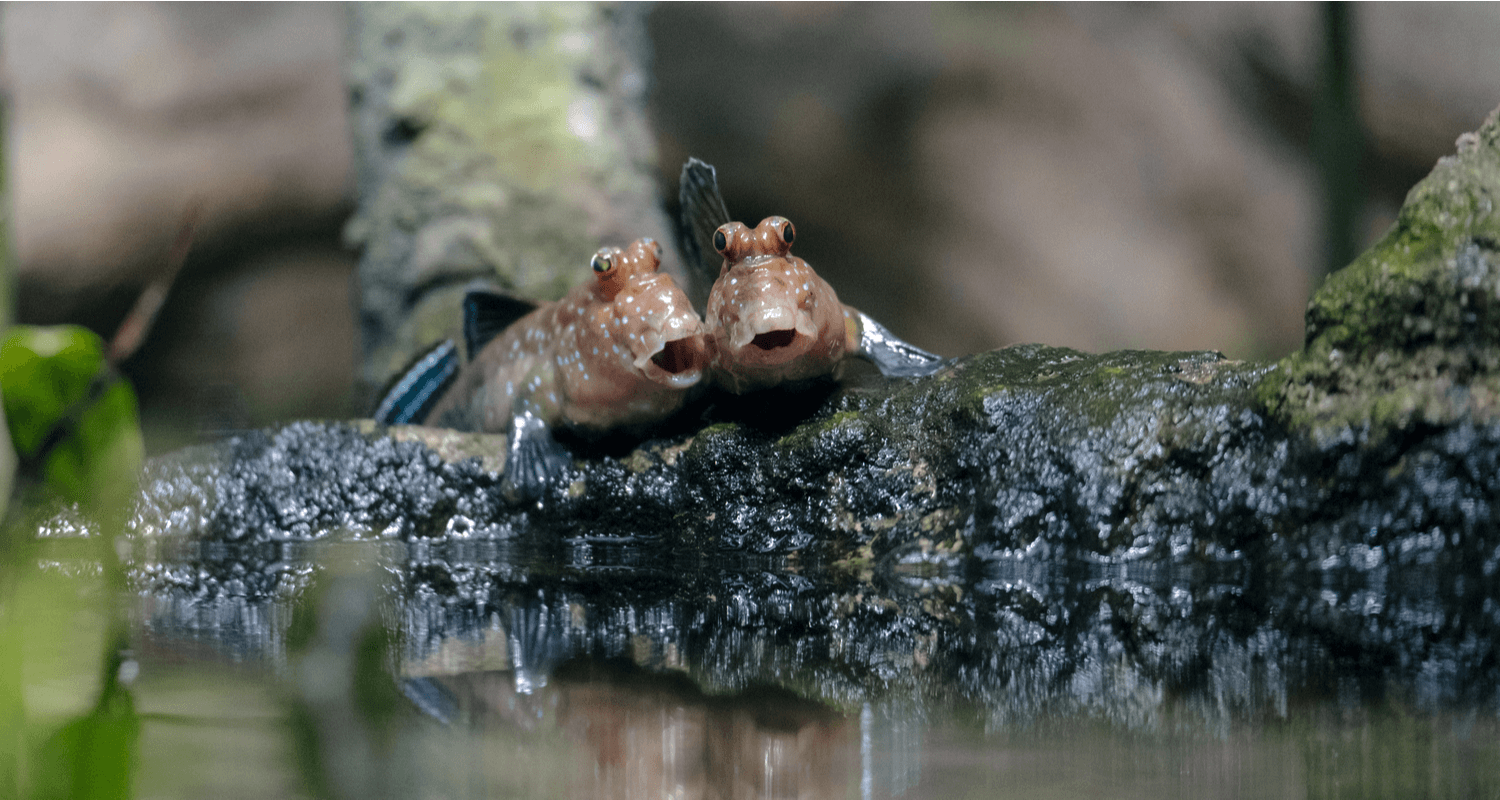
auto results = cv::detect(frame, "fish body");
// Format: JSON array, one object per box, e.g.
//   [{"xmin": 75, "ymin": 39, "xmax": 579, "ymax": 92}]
[
  {"xmin": 376, "ymin": 237, "xmax": 708, "ymax": 499},
  {"xmin": 678, "ymin": 158, "xmax": 945, "ymax": 394}
]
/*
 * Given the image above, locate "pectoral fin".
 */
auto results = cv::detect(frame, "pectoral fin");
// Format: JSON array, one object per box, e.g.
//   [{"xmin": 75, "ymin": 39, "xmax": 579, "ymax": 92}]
[
  {"xmin": 501, "ymin": 409, "xmax": 573, "ymax": 503},
  {"xmin": 373, "ymin": 340, "xmax": 460, "ymax": 424},
  {"xmin": 851, "ymin": 310, "xmax": 947, "ymax": 378}
]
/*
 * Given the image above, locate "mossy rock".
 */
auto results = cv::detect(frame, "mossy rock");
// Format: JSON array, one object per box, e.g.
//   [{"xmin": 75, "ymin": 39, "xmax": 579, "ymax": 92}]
[{"xmin": 1262, "ymin": 107, "xmax": 1500, "ymax": 439}]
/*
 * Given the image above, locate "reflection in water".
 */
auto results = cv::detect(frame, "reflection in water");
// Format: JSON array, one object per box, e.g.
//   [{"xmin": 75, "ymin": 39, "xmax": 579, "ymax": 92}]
[
  {"xmin": 404, "ymin": 663, "xmax": 853, "ymax": 799},
  {"xmin": 113, "ymin": 530, "xmax": 1500, "ymax": 798}
]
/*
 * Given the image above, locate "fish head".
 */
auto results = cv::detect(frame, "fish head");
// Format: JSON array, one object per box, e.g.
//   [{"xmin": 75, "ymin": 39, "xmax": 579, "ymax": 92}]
[
  {"xmin": 706, "ymin": 216, "xmax": 830, "ymax": 369},
  {"xmin": 593, "ymin": 238, "xmax": 709, "ymax": 389}
]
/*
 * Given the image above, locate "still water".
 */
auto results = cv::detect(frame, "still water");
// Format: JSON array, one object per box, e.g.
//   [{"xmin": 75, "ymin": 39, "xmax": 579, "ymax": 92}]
[{"xmin": 108, "ymin": 531, "xmax": 1500, "ymax": 799}]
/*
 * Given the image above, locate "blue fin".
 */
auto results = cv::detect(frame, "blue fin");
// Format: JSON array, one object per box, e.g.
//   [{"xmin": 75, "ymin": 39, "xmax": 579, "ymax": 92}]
[
  {"xmin": 401, "ymin": 677, "xmax": 458, "ymax": 725},
  {"xmin": 677, "ymin": 157, "xmax": 732, "ymax": 311},
  {"xmin": 373, "ymin": 340, "xmax": 460, "ymax": 424},
  {"xmin": 463, "ymin": 288, "xmax": 536, "ymax": 360}
]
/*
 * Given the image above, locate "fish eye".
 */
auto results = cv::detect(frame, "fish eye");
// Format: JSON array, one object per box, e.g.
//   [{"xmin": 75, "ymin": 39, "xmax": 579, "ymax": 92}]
[
  {"xmin": 591, "ymin": 253, "xmax": 613, "ymax": 274},
  {"xmin": 780, "ymin": 221, "xmax": 795, "ymax": 245},
  {"xmin": 713, "ymin": 226, "xmax": 730, "ymax": 254},
  {"xmin": 648, "ymin": 239, "xmax": 663, "ymax": 258}
]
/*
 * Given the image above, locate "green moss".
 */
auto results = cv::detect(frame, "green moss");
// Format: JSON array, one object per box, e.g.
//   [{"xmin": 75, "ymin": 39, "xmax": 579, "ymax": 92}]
[
  {"xmin": 692, "ymin": 422, "xmax": 740, "ymax": 439},
  {"xmin": 679, "ymin": 422, "xmax": 743, "ymax": 462},
  {"xmin": 1264, "ymin": 106, "xmax": 1500, "ymax": 435},
  {"xmin": 774, "ymin": 411, "xmax": 869, "ymax": 453},
  {"xmin": 941, "ymin": 346, "xmax": 1240, "ymax": 433},
  {"xmin": 623, "ymin": 450, "xmax": 653, "ymax": 474}
]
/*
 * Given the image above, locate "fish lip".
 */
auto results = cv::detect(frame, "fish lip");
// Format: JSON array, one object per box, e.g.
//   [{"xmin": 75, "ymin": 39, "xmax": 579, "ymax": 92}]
[{"xmin": 726, "ymin": 306, "xmax": 817, "ymax": 364}]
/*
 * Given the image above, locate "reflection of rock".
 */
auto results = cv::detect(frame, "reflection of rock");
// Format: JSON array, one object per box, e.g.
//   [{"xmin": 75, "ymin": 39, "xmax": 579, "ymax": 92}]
[
  {"xmin": 127, "ymin": 465, "xmax": 1500, "ymax": 729},
  {"xmin": 127, "ymin": 520, "xmax": 1499, "ymax": 735},
  {"xmin": 400, "ymin": 663, "xmax": 853, "ymax": 799}
]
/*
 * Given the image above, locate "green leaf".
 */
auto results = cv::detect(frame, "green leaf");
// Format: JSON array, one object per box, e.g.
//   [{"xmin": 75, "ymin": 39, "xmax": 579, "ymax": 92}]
[
  {"xmin": 0, "ymin": 326, "xmax": 144, "ymax": 509},
  {"xmin": 29, "ymin": 677, "xmax": 139, "ymax": 800}
]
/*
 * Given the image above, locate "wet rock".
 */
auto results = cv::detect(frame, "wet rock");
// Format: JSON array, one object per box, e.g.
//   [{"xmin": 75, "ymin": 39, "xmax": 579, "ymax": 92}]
[
  {"xmin": 128, "ymin": 346, "xmax": 1280, "ymax": 562},
  {"xmin": 1253, "ymin": 106, "xmax": 1500, "ymax": 575}
]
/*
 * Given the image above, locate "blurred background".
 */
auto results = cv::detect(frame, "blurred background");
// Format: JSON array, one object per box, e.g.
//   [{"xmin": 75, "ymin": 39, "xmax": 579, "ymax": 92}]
[{"xmin": 5, "ymin": 3, "xmax": 1497, "ymax": 453}]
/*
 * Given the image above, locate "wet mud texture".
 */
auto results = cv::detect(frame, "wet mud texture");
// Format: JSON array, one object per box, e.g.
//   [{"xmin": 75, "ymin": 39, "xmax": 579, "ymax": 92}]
[{"xmin": 127, "ymin": 108, "xmax": 1500, "ymax": 715}]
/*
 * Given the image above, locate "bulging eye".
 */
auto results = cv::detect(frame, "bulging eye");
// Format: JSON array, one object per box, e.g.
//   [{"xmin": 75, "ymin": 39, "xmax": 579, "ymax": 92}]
[
  {"xmin": 591, "ymin": 252, "xmax": 613, "ymax": 274},
  {"xmin": 779, "ymin": 221, "xmax": 795, "ymax": 245},
  {"xmin": 713, "ymin": 225, "xmax": 731, "ymax": 254},
  {"xmin": 649, "ymin": 239, "xmax": 663, "ymax": 259}
]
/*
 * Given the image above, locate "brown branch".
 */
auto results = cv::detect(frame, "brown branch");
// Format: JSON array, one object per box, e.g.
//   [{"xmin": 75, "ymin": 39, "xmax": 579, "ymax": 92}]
[{"xmin": 107, "ymin": 199, "xmax": 202, "ymax": 365}]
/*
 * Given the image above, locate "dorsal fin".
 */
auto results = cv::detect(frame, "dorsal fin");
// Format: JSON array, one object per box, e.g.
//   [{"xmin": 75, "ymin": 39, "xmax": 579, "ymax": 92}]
[
  {"xmin": 463, "ymin": 288, "xmax": 537, "ymax": 359},
  {"xmin": 677, "ymin": 157, "xmax": 733, "ymax": 312},
  {"xmin": 372, "ymin": 340, "xmax": 460, "ymax": 425}
]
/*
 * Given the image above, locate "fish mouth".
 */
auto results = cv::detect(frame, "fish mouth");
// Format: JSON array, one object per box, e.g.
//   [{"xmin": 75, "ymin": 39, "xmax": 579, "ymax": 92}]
[
  {"xmin": 638, "ymin": 333, "xmax": 706, "ymax": 388},
  {"xmin": 751, "ymin": 329, "xmax": 798, "ymax": 351},
  {"xmin": 652, "ymin": 337, "xmax": 700, "ymax": 375}
]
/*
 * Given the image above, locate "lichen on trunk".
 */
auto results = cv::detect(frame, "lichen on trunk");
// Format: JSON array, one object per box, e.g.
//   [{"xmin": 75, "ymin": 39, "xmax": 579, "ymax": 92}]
[{"xmin": 344, "ymin": 3, "xmax": 675, "ymax": 401}]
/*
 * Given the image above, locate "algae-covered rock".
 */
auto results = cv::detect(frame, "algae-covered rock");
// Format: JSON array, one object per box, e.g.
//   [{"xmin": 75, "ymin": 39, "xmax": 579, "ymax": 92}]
[{"xmin": 1263, "ymin": 106, "xmax": 1500, "ymax": 438}]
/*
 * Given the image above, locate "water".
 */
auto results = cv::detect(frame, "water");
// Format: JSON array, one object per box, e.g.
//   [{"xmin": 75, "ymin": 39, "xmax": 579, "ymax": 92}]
[{"xmin": 104, "ymin": 531, "xmax": 1500, "ymax": 799}]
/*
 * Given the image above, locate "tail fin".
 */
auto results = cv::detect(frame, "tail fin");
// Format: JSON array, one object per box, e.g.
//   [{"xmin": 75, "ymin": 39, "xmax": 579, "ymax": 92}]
[{"xmin": 372, "ymin": 340, "xmax": 460, "ymax": 424}]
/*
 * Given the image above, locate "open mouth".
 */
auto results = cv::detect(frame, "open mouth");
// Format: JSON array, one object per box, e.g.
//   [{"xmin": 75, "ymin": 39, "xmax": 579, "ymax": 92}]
[
  {"xmin": 750, "ymin": 329, "xmax": 798, "ymax": 351},
  {"xmin": 651, "ymin": 337, "xmax": 699, "ymax": 374}
]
